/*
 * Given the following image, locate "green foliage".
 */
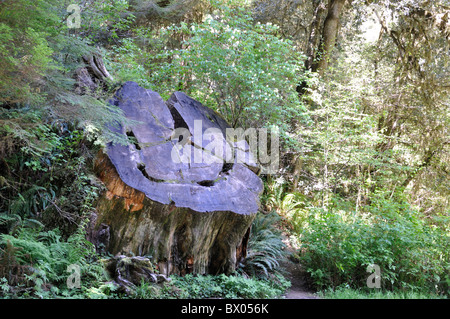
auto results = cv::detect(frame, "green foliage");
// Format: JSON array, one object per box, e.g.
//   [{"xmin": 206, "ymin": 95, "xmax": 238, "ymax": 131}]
[
  {"xmin": 263, "ymin": 178, "xmax": 309, "ymax": 219},
  {"xmin": 0, "ymin": 115, "xmax": 101, "ymax": 232},
  {"xmin": 318, "ymin": 286, "xmax": 447, "ymax": 299},
  {"xmin": 77, "ymin": 0, "xmax": 134, "ymax": 42},
  {"xmin": 0, "ymin": 225, "xmax": 106, "ymax": 298},
  {"xmin": 114, "ymin": 271, "xmax": 291, "ymax": 299},
  {"xmin": 0, "ymin": 0, "xmax": 128, "ymax": 151},
  {"xmin": 104, "ymin": 38, "xmax": 153, "ymax": 88},
  {"xmin": 168, "ymin": 273, "xmax": 290, "ymax": 299},
  {"xmin": 0, "ymin": 0, "xmax": 58, "ymax": 105},
  {"xmin": 241, "ymin": 211, "xmax": 286, "ymax": 277},
  {"xmin": 146, "ymin": 2, "xmax": 307, "ymax": 131},
  {"xmin": 295, "ymin": 194, "xmax": 449, "ymax": 295},
  {"xmin": 297, "ymin": 71, "xmax": 391, "ymax": 208},
  {"xmin": 130, "ymin": 279, "xmax": 167, "ymax": 299}
]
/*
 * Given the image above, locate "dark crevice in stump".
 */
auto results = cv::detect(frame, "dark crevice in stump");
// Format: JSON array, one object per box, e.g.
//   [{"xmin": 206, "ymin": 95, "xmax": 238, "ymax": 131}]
[
  {"xmin": 197, "ymin": 180, "xmax": 215, "ymax": 187},
  {"xmin": 126, "ymin": 130, "xmax": 142, "ymax": 150},
  {"xmin": 221, "ymin": 162, "xmax": 234, "ymax": 174}
]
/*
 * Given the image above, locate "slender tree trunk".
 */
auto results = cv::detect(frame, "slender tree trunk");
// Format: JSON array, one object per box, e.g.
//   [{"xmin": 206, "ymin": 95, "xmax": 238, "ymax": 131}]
[
  {"xmin": 305, "ymin": 0, "xmax": 327, "ymax": 71},
  {"xmin": 314, "ymin": 0, "xmax": 346, "ymax": 76},
  {"xmin": 356, "ymin": 164, "xmax": 361, "ymax": 212},
  {"xmin": 296, "ymin": 0, "xmax": 327, "ymax": 96}
]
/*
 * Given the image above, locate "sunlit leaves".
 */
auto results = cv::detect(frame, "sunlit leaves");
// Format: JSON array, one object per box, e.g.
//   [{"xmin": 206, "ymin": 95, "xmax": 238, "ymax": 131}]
[{"xmin": 147, "ymin": 3, "xmax": 307, "ymax": 131}]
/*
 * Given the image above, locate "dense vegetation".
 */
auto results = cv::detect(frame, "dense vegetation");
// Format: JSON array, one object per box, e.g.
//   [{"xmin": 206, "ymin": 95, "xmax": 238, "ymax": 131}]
[{"xmin": 0, "ymin": 0, "xmax": 448, "ymax": 299}]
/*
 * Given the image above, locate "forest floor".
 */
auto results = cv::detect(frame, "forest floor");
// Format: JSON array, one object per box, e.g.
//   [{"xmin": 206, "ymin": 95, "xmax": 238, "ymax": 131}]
[
  {"xmin": 282, "ymin": 260, "xmax": 319, "ymax": 299},
  {"xmin": 280, "ymin": 233, "xmax": 320, "ymax": 299}
]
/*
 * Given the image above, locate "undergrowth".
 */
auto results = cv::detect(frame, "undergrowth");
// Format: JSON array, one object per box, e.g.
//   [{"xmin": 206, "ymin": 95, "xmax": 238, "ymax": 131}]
[
  {"xmin": 0, "ymin": 226, "xmax": 106, "ymax": 299},
  {"xmin": 318, "ymin": 286, "xmax": 447, "ymax": 299},
  {"xmin": 277, "ymin": 188, "xmax": 450, "ymax": 297},
  {"xmin": 154, "ymin": 273, "xmax": 290, "ymax": 299},
  {"xmin": 239, "ymin": 211, "xmax": 287, "ymax": 277}
]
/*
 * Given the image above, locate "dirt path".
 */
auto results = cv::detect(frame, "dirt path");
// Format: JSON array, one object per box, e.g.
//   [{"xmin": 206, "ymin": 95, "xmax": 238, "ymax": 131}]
[
  {"xmin": 280, "ymin": 233, "xmax": 319, "ymax": 299},
  {"xmin": 282, "ymin": 259, "xmax": 319, "ymax": 299}
]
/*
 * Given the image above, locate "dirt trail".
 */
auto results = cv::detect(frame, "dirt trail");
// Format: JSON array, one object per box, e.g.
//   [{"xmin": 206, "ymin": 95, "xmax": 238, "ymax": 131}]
[
  {"xmin": 282, "ymin": 258, "xmax": 319, "ymax": 299},
  {"xmin": 280, "ymin": 233, "xmax": 319, "ymax": 299}
]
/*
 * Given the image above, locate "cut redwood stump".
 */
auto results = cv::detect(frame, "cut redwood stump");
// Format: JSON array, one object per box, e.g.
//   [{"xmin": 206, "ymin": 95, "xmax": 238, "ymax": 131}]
[{"xmin": 92, "ymin": 81, "xmax": 263, "ymax": 275}]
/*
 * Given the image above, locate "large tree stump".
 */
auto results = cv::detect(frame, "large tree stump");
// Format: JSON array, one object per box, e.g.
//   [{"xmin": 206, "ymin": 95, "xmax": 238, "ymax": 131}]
[{"xmin": 92, "ymin": 81, "xmax": 263, "ymax": 275}]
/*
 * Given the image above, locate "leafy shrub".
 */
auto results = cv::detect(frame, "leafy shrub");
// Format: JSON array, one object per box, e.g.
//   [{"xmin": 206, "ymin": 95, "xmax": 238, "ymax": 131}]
[
  {"xmin": 168, "ymin": 273, "xmax": 290, "ymax": 299},
  {"xmin": 296, "ymin": 195, "xmax": 449, "ymax": 295},
  {"xmin": 146, "ymin": 2, "xmax": 307, "ymax": 131},
  {"xmin": 104, "ymin": 38, "xmax": 153, "ymax": 89}
]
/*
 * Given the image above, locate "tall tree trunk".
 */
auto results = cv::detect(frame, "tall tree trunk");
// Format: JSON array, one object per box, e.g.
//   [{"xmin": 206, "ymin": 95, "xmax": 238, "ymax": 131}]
[
  {"xmin": 314, "ymin": 0, "xmax": 346, "ymax": 76},
  {"xmin": 305, "ymin": 0, "xmax": 327, "ymax": 72},
  {"xmin": 296, "ymin": 0, "xmax": 327, "ymax": 96},
  {"xmin": 296, "ymin": 0, "xmax": 346, "ymax": 94}
]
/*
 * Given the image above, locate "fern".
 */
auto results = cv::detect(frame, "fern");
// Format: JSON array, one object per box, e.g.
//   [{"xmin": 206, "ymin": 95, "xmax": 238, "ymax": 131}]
[
  {"xmin": 8, "ymin": 185, "xmax": 58, "ymax": 219},
  {"xmin": 241, "ymin": 211, "xmax": 286, "ymax": 277},
  {"xmin": 0, "ymin": 212, "xmax": 44, "ymax": 234},
  {"xmin": 0, "ymin": 239, "xmax": 34, "ymax": 287},
  {"xmin": 1, "ymin": 232, "xmax": 51, "ymax": 265},
  {"xmin": 0, "ymin": 225, "xmax": 106, "ymax": 294},
  {"xmin": 0, "ymin": 213, "xmax": 18, "ymax": 228}
]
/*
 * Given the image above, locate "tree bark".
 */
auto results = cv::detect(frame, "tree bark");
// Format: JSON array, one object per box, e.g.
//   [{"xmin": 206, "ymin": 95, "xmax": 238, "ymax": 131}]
[
  {"xmin": 296, "ymin": 0, "xmax": 328, "ymax": 96},
  {"xmin": 90, "ymin": 81, "xmax": 263, "ymax": 275},
  {"xmin": 305, "ymin": 0, "xmax": 328, "ymax": 72},
  {"xmin": 314, "ymin": 0, "xmax": 346, "ymax": 76}
]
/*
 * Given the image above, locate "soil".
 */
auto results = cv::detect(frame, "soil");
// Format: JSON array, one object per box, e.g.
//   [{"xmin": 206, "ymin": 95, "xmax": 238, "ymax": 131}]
[
  {"xmin": 282, "ymin": 257, "xmax": 319, "ymax": 299},
  {"xmin": 280, "ymin": 232, "xmax": 319, "ymax": 299}
]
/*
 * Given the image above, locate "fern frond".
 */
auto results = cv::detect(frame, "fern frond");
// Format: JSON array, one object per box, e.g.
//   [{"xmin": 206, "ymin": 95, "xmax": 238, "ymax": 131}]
[
  {"xmin": 22, "ymin": 219, "xmax": 44, "ymax": 230},
  {"xmin": 0, "ymin": 213, "xmax": 19, "ymax": 225},
  {"xmin": 241, "ymin": 211, "xmax": 286, "ymax": 277}
]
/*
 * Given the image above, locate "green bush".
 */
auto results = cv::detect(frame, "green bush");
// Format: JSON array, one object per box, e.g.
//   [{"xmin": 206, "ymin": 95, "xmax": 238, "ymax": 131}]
[
  {"xmin": 167, "ymin": 273, "xmax": 290, "ymax": 299},
  {"xmin": 146, "ymin": 2, "xmax": 307, "ymax": 131},
  {"xmin": 296, "ymin": 195, "xmax": 449, "ymax": 295}
]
